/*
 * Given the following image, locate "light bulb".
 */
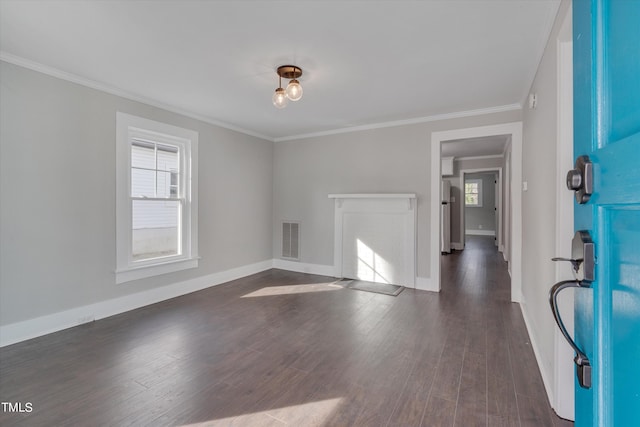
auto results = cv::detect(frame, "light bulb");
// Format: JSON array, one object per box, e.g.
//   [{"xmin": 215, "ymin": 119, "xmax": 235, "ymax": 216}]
[
  {"xmin": 286, "ymin": 79, "xmax": 303, "ymax": 101},
  {"xmin": 272, "ymin": 88, "xmax": 288, "ymax": 109}
]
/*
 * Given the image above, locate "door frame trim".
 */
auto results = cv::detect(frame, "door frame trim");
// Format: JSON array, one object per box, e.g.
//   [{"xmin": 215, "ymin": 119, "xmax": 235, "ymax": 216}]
[
  {"xmin": 430, "ymin": 122, "xmax": 523, "ymax": 301},
  {"xmin": 553, "ymin": 3, "xmax": 575, "ymax": 420}
]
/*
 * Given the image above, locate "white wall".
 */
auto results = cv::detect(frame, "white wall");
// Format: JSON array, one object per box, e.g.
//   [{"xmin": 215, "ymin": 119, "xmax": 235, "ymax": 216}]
[
  {"xmin": 520, "ymin": 0, "xmax": 572, "ymax": 417},
  {"xmin": 0, "ymin": 61, "xmax": 274, "ymax": 328},
  {"xmin": 272, "ymin": 110, "xmax": 521, "ymax": 282}
]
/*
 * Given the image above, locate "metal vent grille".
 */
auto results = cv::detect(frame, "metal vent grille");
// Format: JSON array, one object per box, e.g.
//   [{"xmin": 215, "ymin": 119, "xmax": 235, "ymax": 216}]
[{"xmin": 282, "ymin": 222, "xmax": 300, "ymax": 260}]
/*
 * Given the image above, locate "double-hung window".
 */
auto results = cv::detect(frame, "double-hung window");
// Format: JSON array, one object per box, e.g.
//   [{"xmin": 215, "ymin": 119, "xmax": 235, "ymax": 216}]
[
  {"xmin": 116, "ymin": 113, "xmax": 198, "ymax": 283},
  {"xmin": 465, "ymin": 179, "xmax": 483, "ymax": 207}
]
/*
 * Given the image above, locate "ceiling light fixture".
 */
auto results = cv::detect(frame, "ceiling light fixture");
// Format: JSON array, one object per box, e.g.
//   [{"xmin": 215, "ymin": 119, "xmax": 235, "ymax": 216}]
[{"xmin": 272, "ymin": 65, "xmax": 303, "ymax": 108}]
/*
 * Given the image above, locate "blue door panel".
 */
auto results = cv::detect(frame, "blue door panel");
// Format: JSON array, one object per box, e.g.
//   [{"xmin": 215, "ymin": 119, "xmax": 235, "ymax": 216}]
[
  {"xmin": 611, "ymin": 208, "xmax": 640, "ymax": 424},
  {"xmin": 590, "ymin": 135, "xmax": 640, "ymax": 205},
  {"xmin": 607, "ymin": 2, "xmax": 640, "ymax": 142},
  {"xmin": 573, "ymin": 1, "xmax": 640, "ymax": 426}
]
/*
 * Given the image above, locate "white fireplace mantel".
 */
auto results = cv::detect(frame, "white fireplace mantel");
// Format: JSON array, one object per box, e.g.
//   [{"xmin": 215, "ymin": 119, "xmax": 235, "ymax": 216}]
[
  {"xmin": 328, "ymin": 193, "xmax": 416, "ymax": 199},
  {"xmin": 328, "ymin": 193, "xmax": 417, "ymax": 286},
  {"xmin": 328, "ymin": 193, "xmax": 416, "ymax": 209}
]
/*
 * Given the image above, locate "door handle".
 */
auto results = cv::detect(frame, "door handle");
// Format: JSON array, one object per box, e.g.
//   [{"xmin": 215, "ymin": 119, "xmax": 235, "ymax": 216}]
[
  {"xmin": 552, "ymin": 230, "xmax": 595, "ymax": 282},
  {"xmin": 549, "ymin": 280, "xmax": 592, "ymax": 389},
  {"xmin": 551, "ymin": 256, "xmax": 583, "ymax": 274}
]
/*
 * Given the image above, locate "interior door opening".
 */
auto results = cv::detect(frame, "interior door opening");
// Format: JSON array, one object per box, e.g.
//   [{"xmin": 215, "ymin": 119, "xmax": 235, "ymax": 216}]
[
  {"xmin": 431, "ymin": 123, "xmax": 522, "ymax": 300},
  {"xmin": 460, "ymin": 169, "xmax": 502, "ymax": 251}
]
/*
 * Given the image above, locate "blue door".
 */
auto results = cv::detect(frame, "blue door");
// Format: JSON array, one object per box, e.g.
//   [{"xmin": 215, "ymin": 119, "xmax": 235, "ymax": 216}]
[{"xmin": 573, "ymin": 0, "xmax": 640, "ymax": 425}]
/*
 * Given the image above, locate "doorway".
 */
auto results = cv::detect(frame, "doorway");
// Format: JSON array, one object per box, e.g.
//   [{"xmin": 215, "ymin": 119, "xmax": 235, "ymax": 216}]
[
  {"xmin": 430, "ymin": 122, "xmax": 523, "ymax": 301},
  {"xmin": 460, "ymin": 168, "xmax": 502, "ymax": 251}
]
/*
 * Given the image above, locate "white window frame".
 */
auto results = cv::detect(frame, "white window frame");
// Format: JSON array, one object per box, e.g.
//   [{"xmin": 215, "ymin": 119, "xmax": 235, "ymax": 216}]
[
  {"xmin": 116, "ymin": 112, "xmax": 198, "ymax": 284},
  {"xmin": 465, "ymin": 178, "xmax": 483, "ymax": 207}
]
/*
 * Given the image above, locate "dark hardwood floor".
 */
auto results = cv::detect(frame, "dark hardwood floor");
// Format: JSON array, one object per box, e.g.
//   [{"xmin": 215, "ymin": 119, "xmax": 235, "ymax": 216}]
[{"xmin": 0, "ymin": 236, "xmax": 572, "ymax": 426}]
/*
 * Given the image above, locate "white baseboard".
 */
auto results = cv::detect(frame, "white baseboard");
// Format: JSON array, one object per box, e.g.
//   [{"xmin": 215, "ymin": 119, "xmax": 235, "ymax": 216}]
[
  {"xmin": 1, "ymin": 258, "xmax": 430, "ymax": 347},
  {"xmin": 0, "ymin": 260, "xmax": 273, "ymax": 347},
  {"xmin": 451, "ymin": 242, "xmax": 464, "ymax": 250},
  {"xmin": 519, "ymin": 301, "xmax": 554, "ymax": 408},
  {"xmin": 465, "ymin": 229, "xmax": 496, "ymax": 236},
  {"xmin": 415, "ymin": 276, "xmax": 439, "ymax": 292},
  {"xmin": 272, "ymin": 259, "xmax": 335, "ymax": 277}
]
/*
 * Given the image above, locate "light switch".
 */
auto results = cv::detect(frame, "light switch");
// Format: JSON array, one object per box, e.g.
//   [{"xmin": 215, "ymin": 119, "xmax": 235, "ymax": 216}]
[{"xmin": 523, "ymin": 181, "xmax": 528, "ymax": 191}]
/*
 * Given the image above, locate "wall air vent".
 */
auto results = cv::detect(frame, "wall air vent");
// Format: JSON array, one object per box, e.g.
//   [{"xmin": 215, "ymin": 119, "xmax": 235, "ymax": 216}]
[{"xmin": 282, "ymin": 221, "xmax": 300, "ymax": 260}]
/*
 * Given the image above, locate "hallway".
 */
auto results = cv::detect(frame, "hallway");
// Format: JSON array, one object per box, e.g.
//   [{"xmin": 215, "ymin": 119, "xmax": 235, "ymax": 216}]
[
  {"xmin": 0, "ymin": 239, "xmax": 570, "ymax": 426},
  {"xmin": 440, "ymin": 236, "xmax": 572, "ymax": 426}
]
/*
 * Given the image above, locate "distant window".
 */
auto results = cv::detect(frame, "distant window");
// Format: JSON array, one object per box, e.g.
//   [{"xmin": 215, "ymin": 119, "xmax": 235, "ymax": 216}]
[
  {"xmin": 116, "ymin": 113, "xmax": 198, "ymax": 284},
  {"xmin": 465, "ymin": 179, "xmax": 483, "ymax": 207}
]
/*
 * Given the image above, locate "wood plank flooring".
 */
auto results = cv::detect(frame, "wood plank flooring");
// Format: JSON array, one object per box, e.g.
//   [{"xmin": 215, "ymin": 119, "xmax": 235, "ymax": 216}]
[{"xmin": 0, "ymin": 236, "xmax": 572, "ymax": 426}]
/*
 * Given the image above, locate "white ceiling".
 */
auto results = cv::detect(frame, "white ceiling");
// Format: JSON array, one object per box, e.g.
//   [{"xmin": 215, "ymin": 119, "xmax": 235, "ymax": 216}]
[
  {"xmin": 0, "ymin": 0, "xmax": 560, "ymax": 141},
  {"xmin": 442, "ymin": 135, "xmax": 510, "ymax": 158}
]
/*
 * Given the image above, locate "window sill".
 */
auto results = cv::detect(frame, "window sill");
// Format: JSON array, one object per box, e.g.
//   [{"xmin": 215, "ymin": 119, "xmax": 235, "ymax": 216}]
[{"xmin": 116, "ymin": 257, "xmax": 199, "ymax": 284}]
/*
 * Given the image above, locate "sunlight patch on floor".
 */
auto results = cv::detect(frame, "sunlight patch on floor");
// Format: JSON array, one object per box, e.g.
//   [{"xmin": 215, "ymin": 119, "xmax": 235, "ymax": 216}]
[
  {"xmin": 179, "ymin": 398, "xmax": 344, "ymax": 426},
  {"xmin": 241, "ymin": 282, "xmax": 343, "ymax": 298}
]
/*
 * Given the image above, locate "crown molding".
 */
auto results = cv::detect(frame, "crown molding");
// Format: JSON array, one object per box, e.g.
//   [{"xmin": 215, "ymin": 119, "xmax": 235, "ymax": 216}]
[
  {"xmin": 0, "ymin": 52, "xmax": 274, "ymax": 142},
  {"xmin": 2, "ymin": 52, "xmax": 523, "ymax": 144},
  {"xmin": 274, "ymin": 103, "xmax": 522, "ymax": 142}
]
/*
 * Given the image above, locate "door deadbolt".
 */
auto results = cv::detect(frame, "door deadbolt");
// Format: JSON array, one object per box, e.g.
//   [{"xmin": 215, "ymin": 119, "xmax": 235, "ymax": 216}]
[{"xmin": 566, "ymin": 155, "xmax": 593, "ymax": 204}]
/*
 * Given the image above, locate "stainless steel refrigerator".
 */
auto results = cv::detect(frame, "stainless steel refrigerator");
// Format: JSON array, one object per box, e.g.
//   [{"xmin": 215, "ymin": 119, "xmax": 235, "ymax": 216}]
[{"xmin": 440, "ymin": 180, "xmax": 451, "ymax": 254}]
